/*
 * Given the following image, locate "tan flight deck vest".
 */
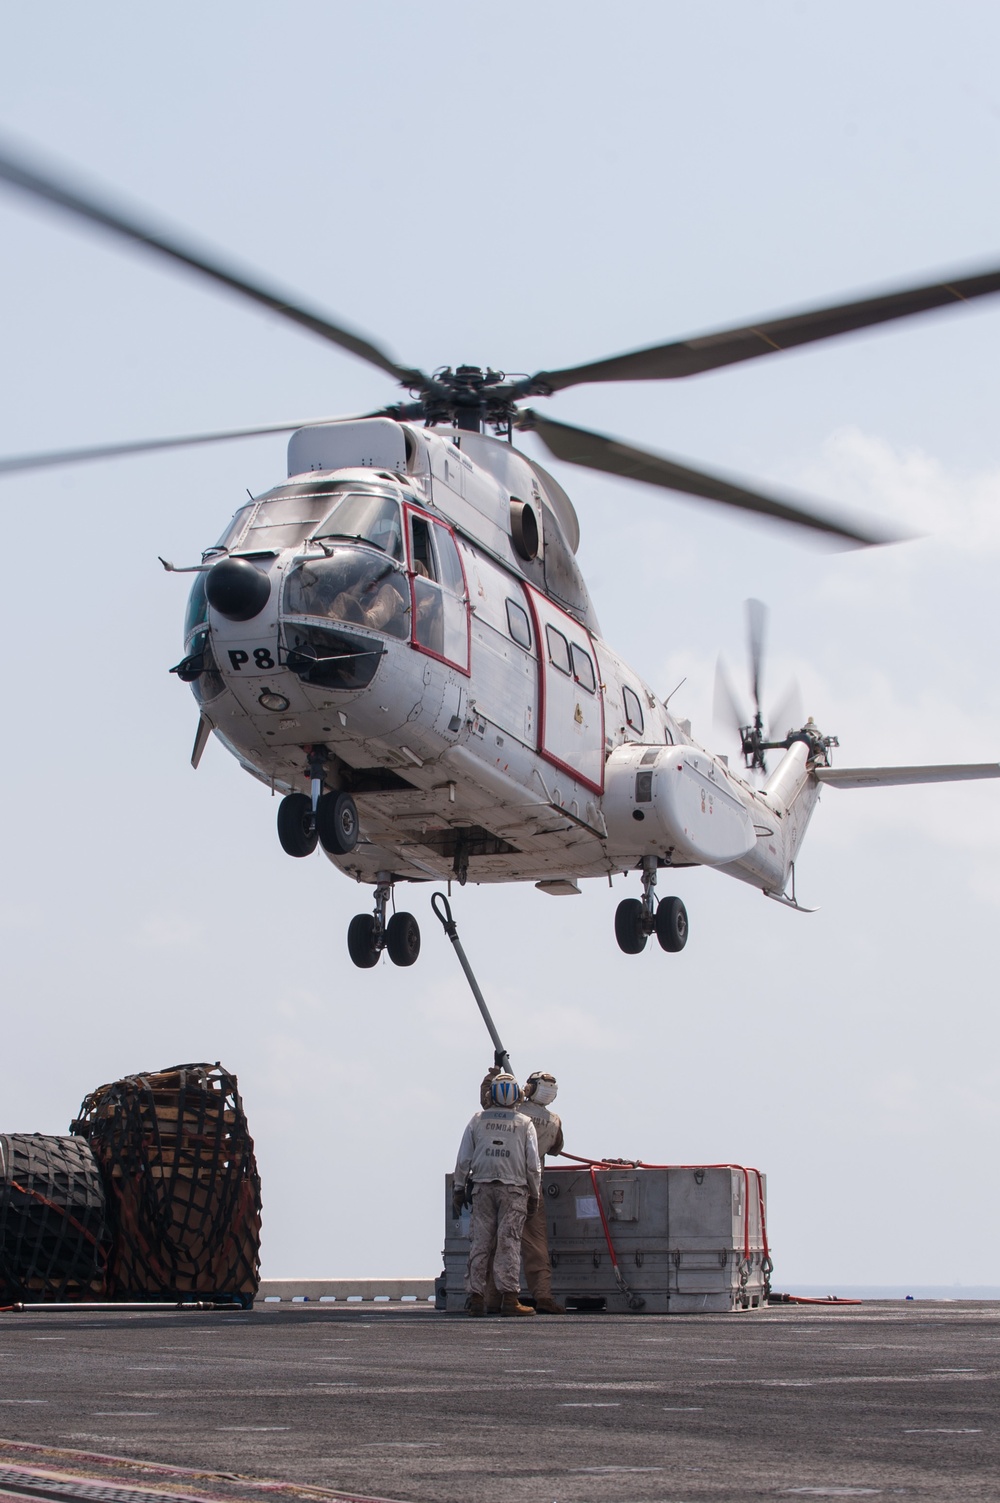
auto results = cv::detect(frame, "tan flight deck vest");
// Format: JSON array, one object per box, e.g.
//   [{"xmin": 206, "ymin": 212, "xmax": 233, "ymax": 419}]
[
  {"xmin": 455, "ymin": 1108, "xmax": 541, "ymax": 1197},
  {"xmin": 520, "ymin": 1098, "xmax": 564, "ymax": 1161}
]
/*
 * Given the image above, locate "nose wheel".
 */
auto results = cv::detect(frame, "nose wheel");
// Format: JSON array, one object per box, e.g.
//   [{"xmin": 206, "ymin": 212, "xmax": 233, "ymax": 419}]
[
  {"xmin": 614, "ymin": 859, "xmax": 688, "ymax": 955},
  {"xmin": 276, "ymin": 747, "xmax": 360, "ymax": 860},
  {"xmin": 347, "ymin": 876, "xmax": 422, "ymax": 969},
  {"xmin": 277, "ymin": 793, "xmax": 318, "ymax": 857}
]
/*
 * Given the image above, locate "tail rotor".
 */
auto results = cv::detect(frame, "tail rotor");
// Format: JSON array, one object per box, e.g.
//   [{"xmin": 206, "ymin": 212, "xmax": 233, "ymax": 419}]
[{"xmin": 714, "ymin": 599, "xmax": 801, "ymax": 773}]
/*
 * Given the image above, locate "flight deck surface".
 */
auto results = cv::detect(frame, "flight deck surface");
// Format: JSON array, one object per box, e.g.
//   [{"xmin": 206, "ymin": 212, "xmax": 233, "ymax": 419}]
[{"xmin": 0, "ymin": 1302, "xmax": 996, "ymax": 1502}]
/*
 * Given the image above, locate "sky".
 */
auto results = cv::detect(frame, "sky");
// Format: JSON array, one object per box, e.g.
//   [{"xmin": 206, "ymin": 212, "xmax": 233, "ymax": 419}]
[{"xmin": 0, "ymin": 1, "xmax": 999, "ymax": 1289}]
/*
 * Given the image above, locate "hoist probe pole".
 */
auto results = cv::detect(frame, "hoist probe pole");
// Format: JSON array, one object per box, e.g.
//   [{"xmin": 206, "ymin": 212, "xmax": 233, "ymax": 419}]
[{"xmin": 431, "ymin": 892, "xmax": 511, "ymax": 1075}]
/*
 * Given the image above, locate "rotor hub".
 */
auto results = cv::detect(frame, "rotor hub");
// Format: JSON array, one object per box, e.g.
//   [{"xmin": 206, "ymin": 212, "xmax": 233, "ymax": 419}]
[{"xmin": 387, "ymin": 365, "xmax": 525, "ymax": 433}]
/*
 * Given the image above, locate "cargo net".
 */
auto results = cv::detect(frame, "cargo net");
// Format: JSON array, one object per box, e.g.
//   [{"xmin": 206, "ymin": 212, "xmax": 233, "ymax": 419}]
[
  {"xmin": 71, "ymin": 1063, "xmax": 261, "ymax": 1305},
  {"xmin": 0, "ymin": 1134, "xmax": 109, "ymax": 1306}
]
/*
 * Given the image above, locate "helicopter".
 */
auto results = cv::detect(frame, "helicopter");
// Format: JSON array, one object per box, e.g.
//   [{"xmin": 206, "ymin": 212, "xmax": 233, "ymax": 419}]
[{"xmin": 1, "ymin": 142, "xmax": 999, "ymax": 970}]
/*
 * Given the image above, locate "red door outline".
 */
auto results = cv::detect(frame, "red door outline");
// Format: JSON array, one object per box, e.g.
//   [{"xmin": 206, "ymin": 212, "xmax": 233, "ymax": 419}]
[
  {"xmin": 403, "ymin": 502, "xmax": 471, "ymax": 677},
  {"xmin": 524, "ymin": 583, "xmax": 605, "ymax": 796}
]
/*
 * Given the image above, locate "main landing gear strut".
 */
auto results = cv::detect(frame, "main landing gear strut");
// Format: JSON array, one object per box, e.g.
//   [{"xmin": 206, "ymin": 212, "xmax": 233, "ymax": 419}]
[
  {"xmin": 614, "ymin": 857, "xmax": 688, "ymax": 956},
  {"xmin": 274, "ymin": 751, "xmax": 421, "ymax": 970},
  {"xmin": 347, "ymin": 874, "xmax": 421, "ymax": 970}
]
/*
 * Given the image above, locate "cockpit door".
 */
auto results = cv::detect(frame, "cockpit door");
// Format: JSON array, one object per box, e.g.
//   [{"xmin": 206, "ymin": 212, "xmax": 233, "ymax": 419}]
[
  {"xmin": 405, "ymin": 505, "xmax": 470, "ymax": 674},
  {"xmin": 526, "ymin": 587, "xmax": 605, "ymax": 794}
]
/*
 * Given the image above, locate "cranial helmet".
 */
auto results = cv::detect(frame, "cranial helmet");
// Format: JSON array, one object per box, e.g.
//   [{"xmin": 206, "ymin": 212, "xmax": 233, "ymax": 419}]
[
  {"xmin": 525, "ymin": 1071, "xmax": 558, "ymax": 1107},
  {"xmin": 490, "ymin": 1073, "xmax": 522, "ymax": 1109}
]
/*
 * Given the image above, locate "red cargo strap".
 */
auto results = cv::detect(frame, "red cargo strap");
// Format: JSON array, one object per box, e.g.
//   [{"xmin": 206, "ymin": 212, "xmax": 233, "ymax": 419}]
[
  {"xmin": 9, "ymin": 1181, "xmax": 105, "ymax": 1253},
  {"xmin": 586, "ymin": 1165, "xmax": 643, "ymax": 1309}
]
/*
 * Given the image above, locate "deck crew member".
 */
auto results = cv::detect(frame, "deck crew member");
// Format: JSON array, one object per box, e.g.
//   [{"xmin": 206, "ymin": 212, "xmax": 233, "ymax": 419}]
[
  {"xmin": 453, "ymin": 1073, "xmax": 540, "ymax": 1317},
  {"xmin": 518, "ymin": 1070, "xmax": 566, "ymax": 1315}
]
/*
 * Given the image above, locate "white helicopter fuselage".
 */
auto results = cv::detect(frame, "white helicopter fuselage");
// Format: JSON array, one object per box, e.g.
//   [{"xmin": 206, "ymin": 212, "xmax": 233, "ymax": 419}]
[{"xmin": 182, "ymin": 418, "xmax": 820, "ymax": 904}]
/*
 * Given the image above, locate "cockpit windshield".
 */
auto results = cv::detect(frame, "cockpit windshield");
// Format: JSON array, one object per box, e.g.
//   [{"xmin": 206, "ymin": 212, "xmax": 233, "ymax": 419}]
[
  {"xmin": 210, "ymin": 482, "xmax": 405, "ymax": 560},
  {"xmin": 211, "ymin": 481, "xmax": 342, "ymax": 556},
  {"xmin": 312, "ymin": 492, "xmax": 404, "ymax": 560}
]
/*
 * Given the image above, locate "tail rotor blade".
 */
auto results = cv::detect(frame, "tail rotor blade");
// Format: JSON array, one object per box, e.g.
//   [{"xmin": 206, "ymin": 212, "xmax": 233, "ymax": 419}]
[
  {"xmin": 768, "ymin": 679, "xmax": 803, "ymax": 741},
  {"xmin": 714, "ymin": 655, "xmax": 746, "ymax": 738}
]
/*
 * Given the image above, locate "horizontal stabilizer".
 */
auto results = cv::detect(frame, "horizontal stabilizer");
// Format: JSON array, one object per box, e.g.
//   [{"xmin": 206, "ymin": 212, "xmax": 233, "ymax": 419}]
[{"xmin": 815, "ymin": 762, "xmax": 1000, "ymax": 789}]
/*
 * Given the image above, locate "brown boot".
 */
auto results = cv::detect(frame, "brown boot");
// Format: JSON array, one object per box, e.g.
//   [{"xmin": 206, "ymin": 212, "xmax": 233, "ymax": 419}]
[
  {"xmin": 500, "ymin": 1291, "xmax": 536, "ymax": 1317},
  {"xmin": 534, "ymin": 1296, "xmax": 566, "ymax": 1314},
  {"xmin": 468, "ymin": 1293, "xmax": 486, "ymax": 1317}
]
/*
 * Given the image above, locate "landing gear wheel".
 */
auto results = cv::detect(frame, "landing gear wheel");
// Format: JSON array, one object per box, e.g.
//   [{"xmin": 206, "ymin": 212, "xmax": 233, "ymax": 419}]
[
  {"xmin": 614, "ymin": 897, "xmax": 648, "ymax": 955},
  {"xmin": 385, "ymin": 911, "xmax": 421, "ymax": 967},
  {"xmin": 316, "ymin": 791, "xmax": 359, "ymax": 855},
  {"xmin": 277, "ymin": 793, "xmax": 317, "ymax": 858},
  {"xmin": 347, "ymin": 914, "xmax": 381, "ymax": 969},
  {"xmin": 655, "ymin": 896, "xmax": 689, "ymax": 953}
]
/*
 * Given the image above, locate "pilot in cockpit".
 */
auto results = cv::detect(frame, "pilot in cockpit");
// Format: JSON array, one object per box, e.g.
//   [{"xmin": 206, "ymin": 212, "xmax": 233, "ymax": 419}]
[{"xmin": 368, "ymin": 505, "xmax": 404, "ymax": 560}]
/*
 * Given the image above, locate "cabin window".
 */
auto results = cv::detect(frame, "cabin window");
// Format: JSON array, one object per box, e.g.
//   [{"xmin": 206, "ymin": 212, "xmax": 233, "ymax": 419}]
[
  {"xmin": 546, "ymin": 625, "xmax": 571, "ymax": 676},
  {"xmin": 571, "ymin": 642, "xmax": 596, "ymax": 694},
  {"xmin": 506, "ymin": 599, "xmax": 532, "ymax": 651},
  {"xmin": 623, "ymin": 685, "xmax": 644, "ymax": 734}
]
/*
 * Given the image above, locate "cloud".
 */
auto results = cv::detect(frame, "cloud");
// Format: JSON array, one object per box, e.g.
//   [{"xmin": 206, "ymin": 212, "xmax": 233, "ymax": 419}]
[{"xmin": 792, "ymin": 426, "xmax": 1000, "ymax": 550}]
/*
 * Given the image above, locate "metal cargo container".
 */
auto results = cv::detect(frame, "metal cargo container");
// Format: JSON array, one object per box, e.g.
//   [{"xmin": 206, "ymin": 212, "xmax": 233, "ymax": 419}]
[{"xmin": 441, "ymin": 1162, "xmax": 770, "ymax": 1314}]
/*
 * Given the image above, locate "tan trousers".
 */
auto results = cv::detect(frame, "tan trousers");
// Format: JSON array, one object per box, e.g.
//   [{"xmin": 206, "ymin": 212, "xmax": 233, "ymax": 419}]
[
  {"xmin": 468, "ymin": 1182, "xmax": 528, "ymax": 1296},
  {"xmin": 485, "ymin": 1197, "xmax": 553, "ymax": 1305}
]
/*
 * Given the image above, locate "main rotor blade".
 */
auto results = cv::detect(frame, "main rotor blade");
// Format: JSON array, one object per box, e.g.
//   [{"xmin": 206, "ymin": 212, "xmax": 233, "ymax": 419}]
[
  {"xmin": 0, "ymin": 412, "xmax": 386, "ymax": 476},
  {"xmin": 529, "ymin": 265, "xmax": 1000, "ymax": 392},
  {"xmin": 0, "ymin": 141, "xmax": 422, "ymax": 387},
  {"xmin": 522, "ymin": 411, "xmax": 893, "ymax": 546},
  {"xmin": 746, "ymin": 598, "xmax": 767, "ymax": 717},
  {"xmin": 815, "ymin": 763, "xmax": 1000, "ymax": 788}
]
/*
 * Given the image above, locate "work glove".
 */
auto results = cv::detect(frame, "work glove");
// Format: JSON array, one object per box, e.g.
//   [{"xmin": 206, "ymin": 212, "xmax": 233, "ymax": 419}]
[
  {"xmin": 526, "ymin": 1195, "xmax": 539, "ymax": 1217},
  {"xmin": 451, "ymin": 1189, "xmax": 466, "ymax": 1220},
  {"xmin": 480, "ymin": 1065, "xmax": 501, "ymax": 1109}
]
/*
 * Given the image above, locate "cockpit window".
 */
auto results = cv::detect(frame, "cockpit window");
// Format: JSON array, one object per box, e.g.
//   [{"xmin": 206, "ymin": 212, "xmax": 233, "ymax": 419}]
[
  {"xmin": 213, "ymin": 504, "xmax": 254, "ymax": 552},
  {"xmin": 213, "ymin": 487, "xmax": 336, "ymax": 555},
  {"xmin": 284, "ymin": 551, "xmax": 409, "ymax": 640},
  {"xmin": 241, "ymin": 491, "xmax": 334, "ymax": 551},
  {"xmin": 184, "ymin": 572, "xmax": 209, "ymax": 639},
  {"xmin": 313, "ymin": 492, "xmax": 404, "ymax": 560}
]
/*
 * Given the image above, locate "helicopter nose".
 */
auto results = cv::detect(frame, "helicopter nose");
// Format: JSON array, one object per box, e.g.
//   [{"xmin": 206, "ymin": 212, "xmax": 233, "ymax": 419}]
[{"xmin": 206, "ymin": 557, "xmax": 271, "ymax": 621}]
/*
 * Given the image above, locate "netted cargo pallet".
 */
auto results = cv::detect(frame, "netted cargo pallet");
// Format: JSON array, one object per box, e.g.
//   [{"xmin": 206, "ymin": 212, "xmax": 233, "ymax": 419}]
[
  {"xmin": 71, "ymin": 1062, "xmax": 261, "ymax": 1305},
  {"xmin": 0, "ymin": 1134, "xmax": 109, "ymax": 1305}
]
